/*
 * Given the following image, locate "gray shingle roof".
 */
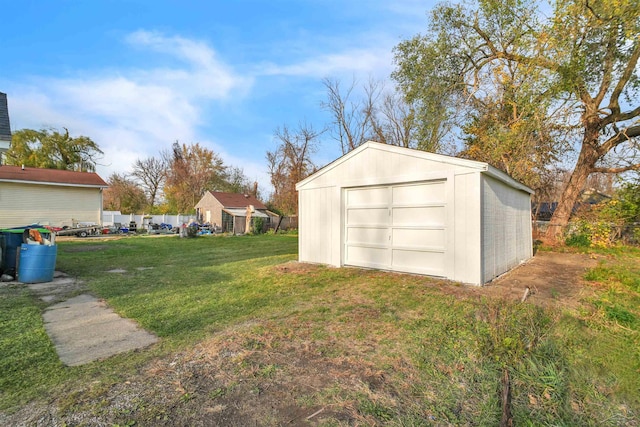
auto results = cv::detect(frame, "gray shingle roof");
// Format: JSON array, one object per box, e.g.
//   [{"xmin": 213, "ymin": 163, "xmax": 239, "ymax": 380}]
[{"xmin": 0, "ymin": 92, "xmax": 11, "ymax": 141}]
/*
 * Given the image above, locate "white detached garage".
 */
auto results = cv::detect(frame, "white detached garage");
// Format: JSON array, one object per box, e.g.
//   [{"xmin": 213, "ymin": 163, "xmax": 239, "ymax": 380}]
[{"xmin": 296, "ymin": 141, "xmax": 533, "ymax": 285}]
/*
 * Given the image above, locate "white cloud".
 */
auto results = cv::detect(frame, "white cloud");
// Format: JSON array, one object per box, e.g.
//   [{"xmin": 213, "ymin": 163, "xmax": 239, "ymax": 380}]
[
  {"xmin": 125, "ymin": 30, "xmax": 252, "ymax": 99},
  {"xmin": 6, "ymin": 31, "xmax": 252, "ymax": 181},
  {"xmin": 4, "ymin": 20, "xmax": 418, "ymax": 197},
  {"xmin": 259, "ymin": 48, "xmax": 394, "ymax": 80}
]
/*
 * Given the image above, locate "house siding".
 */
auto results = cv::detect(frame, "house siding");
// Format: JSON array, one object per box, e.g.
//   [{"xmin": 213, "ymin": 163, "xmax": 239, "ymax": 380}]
[
  {"xmin": 0, "ymin": 181, "xmax": 103, "ymax": 228},
  {"xmin": 195, "ymin": 192, "xmax": 224, "ymax": 226}
]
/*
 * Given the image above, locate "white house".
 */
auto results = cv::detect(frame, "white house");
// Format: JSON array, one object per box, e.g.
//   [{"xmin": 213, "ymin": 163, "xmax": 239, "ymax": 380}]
[
  {"xmin": 296, "ymin": 141, "xmax": 533, "ymax": 286},
  {"xmin": 0, "ymin": 165, "xmax": 108, "ymax": 228}
]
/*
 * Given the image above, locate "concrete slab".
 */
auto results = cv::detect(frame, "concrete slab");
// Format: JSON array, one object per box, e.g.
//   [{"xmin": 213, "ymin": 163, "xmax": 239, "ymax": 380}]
[
  {"xmin": 25, "ymin": 273, "xmax": 86, "ymax": 304},
  {"xmin": 43, "ymin": 294, "xmax": 158, "ymax": 366}
]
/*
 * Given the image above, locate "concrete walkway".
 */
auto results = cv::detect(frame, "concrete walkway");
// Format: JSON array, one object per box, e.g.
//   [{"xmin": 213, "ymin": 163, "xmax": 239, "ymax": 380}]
[
  {"xmin": 22, "ymin": 272, "xmax": 158, "ymax": 367},
  {"xmin": 42, "ymin": 294, "xmax": 158, "ymax": 366}
]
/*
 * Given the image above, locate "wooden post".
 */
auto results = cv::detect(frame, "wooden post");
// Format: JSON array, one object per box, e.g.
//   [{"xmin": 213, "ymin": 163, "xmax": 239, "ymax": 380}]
[
  {"xmin": 500, "ymin": 368, "xmax": 512, "ymax": 427},
  {"xmin": 245, "ymin": 205, "xmax": 253, "ymax": 234}
]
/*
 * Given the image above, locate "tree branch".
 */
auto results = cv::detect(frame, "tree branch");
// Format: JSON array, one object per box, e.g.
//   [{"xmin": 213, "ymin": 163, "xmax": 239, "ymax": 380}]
[
  {"xmin": 592, "ymin": 163, "xmax": 640, "ymax": 174},
  {"xmin": 470, "ymin": 21, "xmax": 560, "ymax": 71},
  {"xmin": 601, "ymin": 105, "xmax": 640, "ymax": 128},
  {"xmin": 594, "ymin": 33, "xmax": 617, "ymax": 107},
  {"xmin": 607, "ymin": 41, "xmax": 640, "ymax": 115},
  {"xmin": 598, "ymin": 124, "xmax": 640, "ymax": 155}
]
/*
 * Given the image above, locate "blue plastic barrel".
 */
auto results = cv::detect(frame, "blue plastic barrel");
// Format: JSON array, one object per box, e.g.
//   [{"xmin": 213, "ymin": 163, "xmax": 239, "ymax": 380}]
[{"xmin": 18, "ymin": 244, "xmax": 57, "ymax": 284}]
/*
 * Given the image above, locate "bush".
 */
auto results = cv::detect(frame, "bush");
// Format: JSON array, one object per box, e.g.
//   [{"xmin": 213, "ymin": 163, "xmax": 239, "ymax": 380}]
[
  {"xmin": 186, "ymin": 225, "xmax": 199, "ymax": 238},
  {"xmin": 252, "ymin": 217, "xmax": 265, "ymax": 235},
  {"xmin": 566, "ymin": 186, "xmax": 640, "ymax": 247},
  {"xmin": 565, "ymin": 232, "xmax": 591, "ymax": 247}
]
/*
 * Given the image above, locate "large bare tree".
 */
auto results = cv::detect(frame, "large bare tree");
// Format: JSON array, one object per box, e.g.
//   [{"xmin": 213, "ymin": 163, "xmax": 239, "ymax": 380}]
[
  {"xmin": 322, "ymin": 77, "xmax": 422, "ymax": 153},
  {"xmin": 321, "ymin": 77, "xmax": 382, "ymax": 154},
  {"xmin": 266, "ymin": 122, "xmax": 323, "ymax": 215},
  {"xmin": 131, "ymin": 156, "xmax": 167, "ymax": 209}
]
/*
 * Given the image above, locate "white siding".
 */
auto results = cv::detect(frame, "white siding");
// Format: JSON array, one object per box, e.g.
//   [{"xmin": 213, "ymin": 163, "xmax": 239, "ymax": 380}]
[
  {"xmin": 481, "ymin": 175, "xmax": 532, "ymax": 283},
  {"xmin": 297, "ymin": 142, "xmax": 533, "ymax": 286},
  {"xmin": 298, "ymin": 186, "xmax": 340, "ymax": 266},
  {"xmin": 298, "ymin": 145, "xmax": 473, "ymax": 191},
  {"xmin": 453, "ymin": 173, "xmax": 482, "ymax": 284},
  {"xmin": 0, "ymin": 182, "xmax": 102, "ymax": 228}
]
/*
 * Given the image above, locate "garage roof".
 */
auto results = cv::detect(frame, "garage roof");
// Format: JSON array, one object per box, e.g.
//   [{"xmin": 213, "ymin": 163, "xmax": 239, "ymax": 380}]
[
  {"xmin": 0, "ymin": 165, "xmax": 108, "ymax": 188},
  {"xmin": 297, "ymin": 141, "xmax": 534, "ymax": 194}
]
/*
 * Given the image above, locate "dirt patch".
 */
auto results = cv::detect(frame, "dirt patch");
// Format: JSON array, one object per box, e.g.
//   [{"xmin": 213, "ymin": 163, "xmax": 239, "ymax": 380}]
[
  {"xmin": 439, "ymin": 251, "xmax": 600, "ymax": 310},
  {"xmin": 4, "ymin": 322, "xmax": 384, "ymax": 426},
  {"xmin": 273, "ymin": 260, "xmax": 323, "ymax": 275}
]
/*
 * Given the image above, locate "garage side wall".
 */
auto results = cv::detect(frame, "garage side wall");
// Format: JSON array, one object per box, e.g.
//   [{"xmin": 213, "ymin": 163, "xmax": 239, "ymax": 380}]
[
  {"xmin": 481, "ymin": 175, "xmax": 533, "ymax": 283},
  {"xmin": 298, "ymin": 186, "xmax": 340, "ymax": 266},
  {"xmin": 0, "ymin": 182, "xmax": 102, "ymax": 228}
]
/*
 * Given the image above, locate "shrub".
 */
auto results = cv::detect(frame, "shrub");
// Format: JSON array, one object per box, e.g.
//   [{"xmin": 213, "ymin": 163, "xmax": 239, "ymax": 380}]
[
  {"xmin": 186, "ymin": 225, "xmax": 199, "ymax": 238},
  {"xmin": 252, "ymin": 217, "xmax": 265, "ymax": 235},
  {"xmin": 564, "ymin": 220, "xmax": 591, "ymax": 247},
  {"xmin": 565, "ymin": 232, "xmax": 591, "ymax": 247}
]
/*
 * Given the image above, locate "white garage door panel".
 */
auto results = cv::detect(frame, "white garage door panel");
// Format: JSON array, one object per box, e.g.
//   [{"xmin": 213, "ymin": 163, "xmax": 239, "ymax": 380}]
[
  {"xmin": 393, "ymin": 182, "xmax": 445, "ymax": 204},
  {"xmin": 347, "ymin": 187, "xmax": 388, "ymax": 205},
  {"xmin": 348, "ymin": 227, "xmax": 389, "ymax": 245},
  {"xmin": 346, "ymin": 246, "xmax": 389, "ymax": 267},
  {"xmin": 392, "ymin": 206, "xmax": 446, "ymax": 226},
  {"xmin": 392, "ymin": 249, "xmax": 445, "ymax": 275},
  {"xmin": 393, "ymin": 228, "xmax": 445, "ymax": 249},
  {"xmin": 344, "ymin": 180, "xmax": 449, "ymax": 278},
  {"xmin": 347, "ymin": 207, "xmax": 388, "ymax": 225}
]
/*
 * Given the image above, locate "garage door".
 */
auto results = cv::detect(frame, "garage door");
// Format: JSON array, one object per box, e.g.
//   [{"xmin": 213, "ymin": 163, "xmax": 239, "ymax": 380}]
[{"xmin": 344, "ymin": 180, "xmax": 447, "ymax": 276}]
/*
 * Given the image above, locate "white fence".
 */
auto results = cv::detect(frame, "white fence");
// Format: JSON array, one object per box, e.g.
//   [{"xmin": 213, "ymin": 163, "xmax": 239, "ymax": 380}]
[{"xmin": 102, "ymin": 213, "xmax": 196, "ymax": 228}]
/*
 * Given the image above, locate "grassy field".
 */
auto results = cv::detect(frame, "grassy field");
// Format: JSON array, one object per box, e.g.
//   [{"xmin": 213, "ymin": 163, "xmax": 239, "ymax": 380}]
[{"xmin": 1, "ymin": 234, "xmax": 639, "ymax": 425}]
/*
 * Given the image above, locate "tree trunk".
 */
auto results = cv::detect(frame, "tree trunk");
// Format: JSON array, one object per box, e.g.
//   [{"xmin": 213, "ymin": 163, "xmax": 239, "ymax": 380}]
[{"xmin": 545, "ymin": 130, "xmax": 600, "ymax": 242}]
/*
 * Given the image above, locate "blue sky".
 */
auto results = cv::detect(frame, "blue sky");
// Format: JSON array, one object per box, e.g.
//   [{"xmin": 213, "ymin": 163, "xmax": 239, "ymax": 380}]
[{"xmin": 1, "ymin": 0, "xmax": 435, "ymax": 195}]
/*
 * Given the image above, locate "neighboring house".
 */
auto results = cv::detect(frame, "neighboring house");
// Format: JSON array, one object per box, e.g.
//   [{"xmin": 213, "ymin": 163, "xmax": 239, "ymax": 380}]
[
  {"xmin": 0, "ymin": 165, "xmax": 108, "ymax": 228},
  {"xmin": 296, "ymin": 141, "xmax": 534, "ymax": 286},
  {"xmin": 533, "ymin": 188, "xmax": 612, "ymax": 221},
  {"xmin": 195, "ymin": 191, "xmax": 272, "ymax": 234},
  {"xmin": 0, "ymin": 92, "xmax": 11, "ymax": 161}
]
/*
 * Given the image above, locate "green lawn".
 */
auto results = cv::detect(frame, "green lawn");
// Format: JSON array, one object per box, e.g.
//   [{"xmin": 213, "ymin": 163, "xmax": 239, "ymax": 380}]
[{"xmin": 1, "ymin": 234, "xmax": 639, "ymax": 425}]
